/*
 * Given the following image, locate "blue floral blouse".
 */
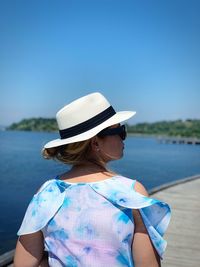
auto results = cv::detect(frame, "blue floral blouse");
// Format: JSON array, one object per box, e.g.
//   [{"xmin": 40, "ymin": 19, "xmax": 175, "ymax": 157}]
[{"xmin": 17, "ymin": 175, "xmax": 171, "ymax": 267}]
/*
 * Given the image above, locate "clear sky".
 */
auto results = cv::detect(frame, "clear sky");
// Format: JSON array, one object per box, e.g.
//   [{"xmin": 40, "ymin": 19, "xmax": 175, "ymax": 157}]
[{"xmin": 1, "ymin": 0, "xmax": 200, "ymax": 126}]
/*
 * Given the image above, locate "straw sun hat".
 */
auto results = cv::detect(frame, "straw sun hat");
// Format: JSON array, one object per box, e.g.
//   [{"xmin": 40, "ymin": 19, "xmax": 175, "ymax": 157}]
[{"xmin": 44, "ymin": 92, "xmax": 136, "ymax": 149}]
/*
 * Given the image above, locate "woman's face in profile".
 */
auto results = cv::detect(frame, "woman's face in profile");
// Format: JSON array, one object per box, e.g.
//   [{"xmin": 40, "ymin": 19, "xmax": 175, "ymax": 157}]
[{"xmin": 97, "ymin": 124, "xmax": 125, "ymax": 161}]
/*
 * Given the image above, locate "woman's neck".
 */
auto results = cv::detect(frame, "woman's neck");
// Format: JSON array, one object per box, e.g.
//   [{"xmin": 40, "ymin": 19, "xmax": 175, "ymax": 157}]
[
  {"xmin": 60, "ymin": 161, "xmax": 115, "ymax": 182},
  {"xmin": 71, "ymin": 161, "xmax": 107, "ymax": 174}
]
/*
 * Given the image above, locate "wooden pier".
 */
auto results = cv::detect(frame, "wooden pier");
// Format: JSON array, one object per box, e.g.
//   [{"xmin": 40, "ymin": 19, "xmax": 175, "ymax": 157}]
[
  {"xmin": 150, "ymin": 175, "xmax": 200, "ymax": 267},
  {"xmin": 0, "ymin": 250, "xmax": 14, "ymax": 267},
  {"xmin": 157, "ymin": 136, "xmax": 200, "ymax": 145},
  {"xmin": 1, "ymin": 175, "xmax": 200, "ymax": 267}
]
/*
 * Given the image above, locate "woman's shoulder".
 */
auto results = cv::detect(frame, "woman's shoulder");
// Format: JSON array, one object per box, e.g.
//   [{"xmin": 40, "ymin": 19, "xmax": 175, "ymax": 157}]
[
  {"xmin": 17, "ymin": 178, "xmax": 67, "ymax": 235},
  {"xmin": 116, "ymin": 175, "xmax": 148, "ymax": 195},
  {"xmin": 133, "ymin": 180, "xmax": 149, "ymax": 196},
  {"xmin": 115, "ymin": 175, "xmax": 136, "ymax": 185},
  {"xmin": 34, "ymin": 178, "xmax": 59, "ymax": 194},
  {"xmin": 34, "ymin": 177, "xmax": 70, "ymax": 197}
]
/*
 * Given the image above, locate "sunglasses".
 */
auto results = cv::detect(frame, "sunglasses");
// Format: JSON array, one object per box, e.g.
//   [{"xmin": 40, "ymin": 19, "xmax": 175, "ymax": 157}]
[{"xmin": 97, "ymin": 125, "xmax": 127, "ymax": 140}]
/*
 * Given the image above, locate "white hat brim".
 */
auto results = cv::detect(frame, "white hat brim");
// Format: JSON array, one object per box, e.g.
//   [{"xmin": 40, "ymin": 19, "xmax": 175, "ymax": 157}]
[{"xmin": 44, "ymin": 111, "xmax": 136, "ymax": 149}]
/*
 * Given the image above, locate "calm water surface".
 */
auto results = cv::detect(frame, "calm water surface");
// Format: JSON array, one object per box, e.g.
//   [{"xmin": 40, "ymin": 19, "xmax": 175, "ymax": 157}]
[{"xmin": 0, "ymin": 131, "xmax": 200, "ymax": 254}]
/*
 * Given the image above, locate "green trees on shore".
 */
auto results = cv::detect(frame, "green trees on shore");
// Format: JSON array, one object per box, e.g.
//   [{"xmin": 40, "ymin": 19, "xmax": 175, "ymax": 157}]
[
  {"xmin": 6, "ymin": 118, "xmax": 200, "ymax": 138},
  {"xmin": 126, "ymin": 119, "xmax": 200, "ymax": 138},
  {"xmin": 7, "ymin": 118, "xmax": 58, "ymax": 132}
]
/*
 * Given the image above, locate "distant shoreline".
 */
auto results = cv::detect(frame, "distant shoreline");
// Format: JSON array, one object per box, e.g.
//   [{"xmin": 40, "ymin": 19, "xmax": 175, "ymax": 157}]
[
  {"xmin": 2, "ymin": 129, "xmax": 200, "ymax": 144},
  {"xmin": 3, "ymin": 118, "xmax": 200, "ymax": 139}
]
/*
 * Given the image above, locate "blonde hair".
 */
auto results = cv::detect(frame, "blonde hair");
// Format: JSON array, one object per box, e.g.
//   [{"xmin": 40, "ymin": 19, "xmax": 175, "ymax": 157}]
[{"xmin": 42, "ymin": 138, "xmax": 108, "ymax": 170}]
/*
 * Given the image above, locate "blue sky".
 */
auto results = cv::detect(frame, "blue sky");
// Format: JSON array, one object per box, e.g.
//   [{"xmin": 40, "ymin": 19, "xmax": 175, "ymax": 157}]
[{"xmin": 1, "ymin": 0, "xmax": 200, "ymax": 126}]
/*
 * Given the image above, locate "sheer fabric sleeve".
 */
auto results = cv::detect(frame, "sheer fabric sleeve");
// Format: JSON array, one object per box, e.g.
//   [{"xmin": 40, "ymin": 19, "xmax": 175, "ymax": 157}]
[
  {"xmin": 17, "ymin": 179, "xmax": 67, "ymax": 235},
  {"xmin": 90, "ymin": 176, "xmax": 171, "ymax": 258}
]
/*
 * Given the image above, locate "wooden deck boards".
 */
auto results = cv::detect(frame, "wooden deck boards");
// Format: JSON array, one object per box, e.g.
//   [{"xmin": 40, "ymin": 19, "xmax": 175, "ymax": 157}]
[{"xmin": 151, "ymin": 177, "xmax": 200, "ymax": 267}]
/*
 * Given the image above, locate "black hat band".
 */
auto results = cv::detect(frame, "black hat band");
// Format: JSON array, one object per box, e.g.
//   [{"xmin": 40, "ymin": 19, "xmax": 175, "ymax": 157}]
[{"xmin": 59, "ymin": 106, "xmax": 116, "ymax": 140}]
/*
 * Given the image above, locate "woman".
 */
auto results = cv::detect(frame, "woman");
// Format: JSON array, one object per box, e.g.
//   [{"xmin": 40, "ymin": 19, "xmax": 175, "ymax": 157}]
[{"xmin": 14, "ymin": 92, "xmax": 171, "ymax": 267}]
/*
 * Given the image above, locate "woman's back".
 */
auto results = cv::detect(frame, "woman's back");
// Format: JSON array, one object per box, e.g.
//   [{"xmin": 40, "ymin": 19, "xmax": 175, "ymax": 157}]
[{"xmin": 17, "ymin": 175, "xmax": 170, "ymax": 267}]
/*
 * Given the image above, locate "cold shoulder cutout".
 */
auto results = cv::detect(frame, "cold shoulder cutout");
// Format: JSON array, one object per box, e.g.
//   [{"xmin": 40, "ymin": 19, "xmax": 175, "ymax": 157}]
[
  {"xmin": 17, "ymin": 175, "xmax": 171, "ymax": 266},
  {"xmin": 89, "ymin": 176, "xmax": 170, "ymax": 258}
]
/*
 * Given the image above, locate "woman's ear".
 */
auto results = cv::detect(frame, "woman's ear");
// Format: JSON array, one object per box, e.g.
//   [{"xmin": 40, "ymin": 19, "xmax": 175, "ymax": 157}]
[{"xmin": 91, "ymin": 137, "xmax": 100, "ymax": 152}]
